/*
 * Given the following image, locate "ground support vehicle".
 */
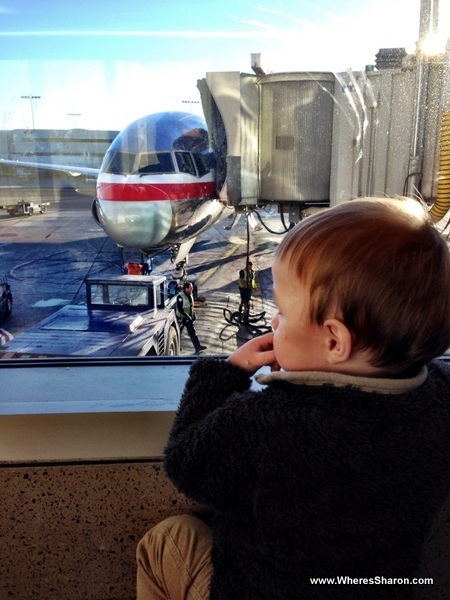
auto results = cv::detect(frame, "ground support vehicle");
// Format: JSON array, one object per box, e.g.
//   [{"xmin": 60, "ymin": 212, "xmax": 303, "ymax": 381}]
[
  {"xmin": 0, "ymin": 185, "xmax": 51, "ymax": 216},
  {"xmin": 1, "ymin": 199, "xmax": 50, "ymax": 216},
  {"xmin": 0, "ymin": 275, "xmax": 180, "ymax": 357}
]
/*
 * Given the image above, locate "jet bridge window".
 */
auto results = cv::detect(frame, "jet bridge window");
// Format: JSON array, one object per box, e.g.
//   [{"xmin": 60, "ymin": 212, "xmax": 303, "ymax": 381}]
[{"xmin": 138, "ymin": 152, "xmax": 175, "ymax": 174}]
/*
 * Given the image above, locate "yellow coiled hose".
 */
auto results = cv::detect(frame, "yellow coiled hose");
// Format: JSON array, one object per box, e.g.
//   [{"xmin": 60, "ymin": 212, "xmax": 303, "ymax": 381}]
[{"xmin": 430, "ymin": 110, "xmax": 450, "ymax": 222}]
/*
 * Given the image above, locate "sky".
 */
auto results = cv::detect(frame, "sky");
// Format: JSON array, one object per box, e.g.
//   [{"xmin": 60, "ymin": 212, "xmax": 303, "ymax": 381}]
[{"xmin": 0, "ymin": 0, "xmax": 448, "ymax": 130}]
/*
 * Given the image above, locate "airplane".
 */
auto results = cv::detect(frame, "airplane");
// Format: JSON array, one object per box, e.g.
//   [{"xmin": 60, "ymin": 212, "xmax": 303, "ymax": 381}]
[{"xmin": 0, "ymin": 111, "xmax": 227, "ymax": 276}]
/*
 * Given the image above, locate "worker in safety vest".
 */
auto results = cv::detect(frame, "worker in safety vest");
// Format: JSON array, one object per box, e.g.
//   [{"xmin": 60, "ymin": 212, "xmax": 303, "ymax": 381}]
[
  {"xmin": 176, "ymin": 281, "xmax": 207, "ymax": 353},
  {"xmin": 238, "ymin": 261, "xmax": 256, "ymax": 317}
]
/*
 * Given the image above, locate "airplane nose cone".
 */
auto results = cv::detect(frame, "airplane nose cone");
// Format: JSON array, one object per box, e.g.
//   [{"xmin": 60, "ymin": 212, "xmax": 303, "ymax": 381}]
[{"xmin": 96, "ymin": 197, "xmax": 172, "ymax": 249}]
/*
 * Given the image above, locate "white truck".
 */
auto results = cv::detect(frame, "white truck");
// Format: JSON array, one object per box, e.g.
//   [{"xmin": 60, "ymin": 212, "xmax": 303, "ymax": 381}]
[{"xmin": 0, "ymin": 274, "xmax": 180, "ymax": 357}]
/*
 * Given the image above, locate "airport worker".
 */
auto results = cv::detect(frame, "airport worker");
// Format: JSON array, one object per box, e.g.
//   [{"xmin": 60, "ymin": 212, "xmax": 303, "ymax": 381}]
[
  {"xmin": 137, "ymin": 197, "xmax": 450, "ymax": 600},
  {"xmin": 175, "ymin": 281, "xmax": 206, "ymax": 354},
  {"xmin": 238, "ymin": 260, "xmax": 256, "ymax": 317}
]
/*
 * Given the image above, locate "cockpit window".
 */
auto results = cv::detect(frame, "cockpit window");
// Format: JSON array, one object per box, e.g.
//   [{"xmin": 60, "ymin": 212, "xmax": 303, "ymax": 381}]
[
  {"xmin": 102, "ymin": 151, "xmax": 135, "ymax": 175},
  {"xmin": 138, "ymin": 152, "xmax": 176, "ymax": 174},
  {"xmin": 175, "ymin": 152, "xmax": 196, "ymax": 176},
  {"xmin": 192, "ymin": 154, "xmax": 210, "ymax": 178}
]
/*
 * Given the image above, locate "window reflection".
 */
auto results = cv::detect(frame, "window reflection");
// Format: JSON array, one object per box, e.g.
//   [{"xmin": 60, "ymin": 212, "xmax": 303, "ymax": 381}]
[{"xmin": 0, "ymin": 0, "xmax": 449, "ymax": 360}]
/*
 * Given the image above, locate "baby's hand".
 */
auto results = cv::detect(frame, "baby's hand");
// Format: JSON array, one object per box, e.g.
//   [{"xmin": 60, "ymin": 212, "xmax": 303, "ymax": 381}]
[{"xmin": 227, "ymin": 332, "xmax": 280, "ymax": 374}]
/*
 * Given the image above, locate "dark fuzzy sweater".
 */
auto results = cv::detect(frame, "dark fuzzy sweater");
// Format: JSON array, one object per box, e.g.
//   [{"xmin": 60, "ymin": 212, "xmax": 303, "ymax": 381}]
[{"xmin": 163, "ymin": 358, "xmax": 450, "ymax": 599}]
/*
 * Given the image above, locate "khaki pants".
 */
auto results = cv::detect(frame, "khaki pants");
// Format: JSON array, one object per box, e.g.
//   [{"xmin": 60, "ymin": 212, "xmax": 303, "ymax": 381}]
[{"xmin": 136, "ymin": 514, "xmax": 213, "ymax": 600}]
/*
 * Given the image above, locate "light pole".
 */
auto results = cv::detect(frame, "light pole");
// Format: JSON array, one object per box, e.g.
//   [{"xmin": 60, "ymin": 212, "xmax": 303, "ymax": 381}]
[
  {"xmin": 182, "ymin": 100, "xmax": 200, "ymax": 113},
  {"xmin": 21, "ymin": 95, "xmax": 41, "ymax": 129},
  {"xmin": 67, "ymin": 113, "xmax": 81, "ymax": 128}
]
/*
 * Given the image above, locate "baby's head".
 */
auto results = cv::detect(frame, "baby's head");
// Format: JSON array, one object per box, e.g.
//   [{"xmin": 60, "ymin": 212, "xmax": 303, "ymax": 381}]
[{"xmin": 273, "ymin": 197, "xmax": 450, "ymax": 376}]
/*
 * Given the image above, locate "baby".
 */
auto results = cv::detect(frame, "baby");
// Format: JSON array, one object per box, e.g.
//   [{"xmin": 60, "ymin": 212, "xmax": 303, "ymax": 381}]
[{"xmin": 137, "ymin": 197, "xmax": 450, "ymax": 600}]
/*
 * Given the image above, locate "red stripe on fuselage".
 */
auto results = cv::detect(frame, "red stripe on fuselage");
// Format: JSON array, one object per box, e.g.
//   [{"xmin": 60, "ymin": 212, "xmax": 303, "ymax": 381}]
[{"xmin": 98, "ymin": 181, "xmax": 216, "ymax": 202}]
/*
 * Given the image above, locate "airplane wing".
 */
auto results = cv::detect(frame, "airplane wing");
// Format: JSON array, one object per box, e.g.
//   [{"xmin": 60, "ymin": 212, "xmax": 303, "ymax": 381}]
[{"xmin": 0, "ymin": 158, "xmax": 99, "ymax": 177}]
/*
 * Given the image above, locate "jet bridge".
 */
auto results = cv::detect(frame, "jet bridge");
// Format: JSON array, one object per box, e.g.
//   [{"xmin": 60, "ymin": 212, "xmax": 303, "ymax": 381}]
[{"xmin": 201, "ymin": 42, "xmax": 449, "ymax": 223}]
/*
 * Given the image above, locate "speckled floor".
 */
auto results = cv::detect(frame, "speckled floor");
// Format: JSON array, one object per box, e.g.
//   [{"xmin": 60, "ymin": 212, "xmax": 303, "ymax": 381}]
[{"xmin": 1, "ymin": 461, "xmax": 200, "ymax": 600}]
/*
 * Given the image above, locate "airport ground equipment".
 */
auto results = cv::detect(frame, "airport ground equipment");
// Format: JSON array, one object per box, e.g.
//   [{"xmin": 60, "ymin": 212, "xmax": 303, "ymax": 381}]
[
  {"xmin": 0, "ymin": 274, "xmax": 180, "ymax": 357},
  {"xmin": 0, "ymin": 198, "xmax": 50, "ymax": 216},
  {"xmin": 0, "ymin": 182, "xmax": 52, "ymax": 215}
]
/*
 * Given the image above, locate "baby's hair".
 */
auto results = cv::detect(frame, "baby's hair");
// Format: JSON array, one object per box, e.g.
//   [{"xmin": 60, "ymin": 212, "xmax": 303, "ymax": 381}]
[{"xmin": 276, "ymin": 197, "xmax": 450, "ymax": 374}]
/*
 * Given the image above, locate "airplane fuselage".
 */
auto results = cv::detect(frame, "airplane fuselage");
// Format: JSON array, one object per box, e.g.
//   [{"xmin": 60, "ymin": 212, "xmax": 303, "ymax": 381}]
[{"xmin": 92, "ymin": 111, "xmax": 225, "ymax": 256}]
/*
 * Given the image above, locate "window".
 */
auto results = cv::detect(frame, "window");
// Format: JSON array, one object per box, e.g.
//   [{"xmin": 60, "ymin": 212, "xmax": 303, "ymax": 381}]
[
  {"xmin": 138, "ymin": 152, "xmax": 176, "ymax": 175},
  {"xmin": 0, "ymin": 0, "xmax": 449, "ymax": 367},
  {"xmin": 175, "ymin": 152, "xmax": 196, "ymax": 176},
  {"xmin": 89, "ymin": 283, "xmax": 149, "ymax": 307},
  {"xmin": 102, "ymin": 150, "xmax": 136, "ymax": 175}
]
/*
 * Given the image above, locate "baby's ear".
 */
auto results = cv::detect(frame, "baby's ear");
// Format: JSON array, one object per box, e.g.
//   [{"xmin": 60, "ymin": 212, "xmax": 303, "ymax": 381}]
[{"xmin": 322, "ymin": 318, "xmax": 353, "ymax": 365}]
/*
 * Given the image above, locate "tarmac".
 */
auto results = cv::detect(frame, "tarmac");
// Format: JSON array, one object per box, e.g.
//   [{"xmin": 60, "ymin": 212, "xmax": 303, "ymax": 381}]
[
  {"xmin": 0, "ymin": 185, "xmax": 285, "ymax": 357},
  {"xmin": 2, "ymin": 185, "xmax": 450, "ymax": 359}
]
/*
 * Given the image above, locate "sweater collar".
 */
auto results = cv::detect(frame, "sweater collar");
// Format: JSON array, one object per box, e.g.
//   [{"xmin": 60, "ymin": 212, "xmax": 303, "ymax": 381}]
[{"xmin": 254, "ymin": 366, "xmax": 428, "ymax": 395}]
